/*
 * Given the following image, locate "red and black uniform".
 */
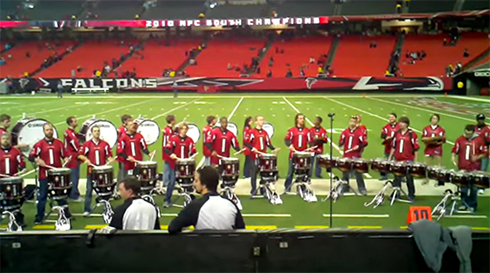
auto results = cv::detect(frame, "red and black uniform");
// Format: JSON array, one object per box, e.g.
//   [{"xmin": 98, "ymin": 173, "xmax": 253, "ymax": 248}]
[
  {"xmin": 0, "ymin": 127, "xmax": 8, "ymax": 136},
  {"xmin": 243, "ymin": 125, "xmax": 252, "ymax": 178},
  {"xmin": 452, "ymin": 135, "xmax": 487, "ymax": 172},
  {"xmin": 117, "ymin": 133, "xmax": 149, "ymax": 171},
  {"xmin": 284, "ymin": 126, "xmax": 311, "ymax": 159},
  {"xmin": 357, "ymin": 124, "xmax": 368, "ymax": 154},
  {"xmin": 28, "ymin": 138, "xmax": 70, "ymax": 223},
  {"xmin": 79, "ymin": 139, "xmax": 113, "ymax": 175},
  {"xmin": 339, "ymin": 127, "xmax": 367, "ymax": 159},
  {"xmin": 203, "ymin": 125, "xmax": 214, "ymax": 163},
  {"xmin": 162, "ymin": 125, "xmax": 175, "ymax": 164},
  {"xmin": 117, "ymin": 125, "xmax": 127, "ymax": 164},
  {"xmin": 422, "ymin": 125, "xmax": 446, "ymax": 157},
  {"xmin": 165, "ymin": 135, "xmax": 197, "ymax": 169},
  {"xmin": 475, "ymin": 124, "xmax": 490, "ymax": 160},
  {"xmin": 381, "ymin": 122, "xmax": 399, "ymax": 155},
  {"xmin": 244, "ymin": 127, "xmax": 276, "ymax": 194},
  {"xmin": 63, "ymin": 128, "xmax": 80, "ymax": 168},
  {"xmin": 391, "ymin": 129, "xmax": 420, "ymax": 200},
  {"xmin": 206, "ymin": 127, "xmax": 240, "ymax": 165},
  {"xmin": 0, "ymin": 146, "xmax": 25, "ymax": 175},
  {"xmin": 310, "ymin": 126, "xmax": 328, "ymax": 155}
]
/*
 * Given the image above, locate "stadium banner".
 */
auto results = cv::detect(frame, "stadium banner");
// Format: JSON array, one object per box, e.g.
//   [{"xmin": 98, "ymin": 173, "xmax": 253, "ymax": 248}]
[{"xmin": 2, "ymin": 76, "xmax": 452, "ymax": 92}]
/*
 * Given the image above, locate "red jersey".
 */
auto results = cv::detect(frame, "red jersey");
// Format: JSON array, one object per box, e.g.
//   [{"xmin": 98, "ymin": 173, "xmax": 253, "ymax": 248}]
[
  {"xmin": 79, "ymin": 139, "xmax": 112, "ymax": 175},
  {"xmin": 161, "ymin": 125, "xmax": 174, "ymax": 162},
  {"xmin": 63, "ymin": 128, "xmax": 80, "ymax": 168},
  {"xmin": 29, "ymin": 138, "xmax": 66, "ymax": 179},
  {"xmin": 392, "ymin": 129, "xmax": 420, "ymax": 162},
  {"xmin": 452, "ymin": 135, "xmax": 487, "ymax": 171},
  {"xmin": 244, "ymin": 128, "xmax": 273, "ymax": 160},
  {"xmin": 310, "ymin": 126, "xmax": 328, "ymax": 154},
  {"xmin": 116, "ymin": 125, "xmax": 126, "ymax": 163},
  {"xmin": 475, "ymin": 124, "xmax": 490, "ymax": 157},
  {"xmin": 0, "ymin": 127, "xmax": 8, "ymax": 136},
  {"xmin": 209, "ymin": 128, "xmax": 240, "ymax": 165},
  {"xmin": 117, "ymin": 133, "xmax": 148, "ymax": 170},
  {"xmin": 0, "ymin": 147, "xmax": 25, "ymax": 175},
  {"xmin": 381, "ymin": 122, "xmax": 399, "ymax": 154},
  {"xmin": 203, "ymin": 125, "xmax": 214, "ymax": 157},
  {"xmin": 339, "ymin": 127, "xmax": 367, "ymax": 159},
  {"xmin": 422, "ymin": 125, "xmax": 446, "ymax": 156},
  {"xmin": 166, "ymin": 135, "xmax": 196, "ymax": 169},
  {"xmin": 285, "ymin": 126, "xmax": 311, "ymax": 159},
  {"xmin": 243, "ymin": 126, "xmax": 251, "ymax": 156}
]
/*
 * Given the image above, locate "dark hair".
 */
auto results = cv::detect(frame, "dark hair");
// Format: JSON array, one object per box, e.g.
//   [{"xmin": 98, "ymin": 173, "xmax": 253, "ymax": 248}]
[
  {"xmin": 389, "ymin": 113, "xmax": 397, "ymax": 118},
  {"xmin": 465, "ymin": 124, "xmax": 475, "ymax": 132},
  {"xmin": 220, "ymin": 116, "xmax": 227, "ymax": 124},
  {"xmin": 430, "ymin": 114, "xmax": 440, "ymax": 122},
  {"xmin": 121, "ymin": 176, "xmax": 141, "ymax": 195},
  {"xmin": 166, "ymin": 114, "xmax": 175, "ymax": 124},
  {"xmin": 398, "ymin": 116, "xmax": 410, "ymax": 126},
  {"xmin": 121, "ymin": 114, "xmax": 132, "ymax": 124},
  {"xmin": 206, "ymin": 115, "xmax": 216, "ymax": 125},
  {"xmin": 91, "ymin": 125, "xmax": 100, "ymax": 133},
  {"xmin": 244, "ymin": 116, "xmax": 252, "ymax": 128},
  {"xmin": 295, "ymin": 113, "xmax": 304, "ymax": 126},
  {"xmin": 0, "ymin": 114, "xmax": 11, "ymax": 123},
  {"xmin": 315, "ymin": 116, "xmax": 323, "ymax": 123},
  {"xmin": 196, "ymin": 166, "xmax": 219, "ymax": 192},
  {"xmin": 66, "ymin": 116, "xmax": 75, "ymax": 126}
]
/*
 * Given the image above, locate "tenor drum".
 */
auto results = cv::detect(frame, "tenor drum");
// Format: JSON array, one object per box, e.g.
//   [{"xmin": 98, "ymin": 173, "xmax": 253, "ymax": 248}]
[
  {"xmin": 220, "ymin": 157, "xmax": 239, "ymax": 184},
  {"xmin": 11, "ymin": 117, "xmax": 59, "ymax": 156},
  {"xmin": 258, "ymin": 153, "xmax": 278, "ymax": 179},
  {"xmin": 353, "ymin": 159, "xmax": 370, "ymax": 173},
  {"xmin": 176, "ymin": 158, "xmax": 196, "ymax": 186},
  {"xmin": 293, "ymin": 152, "xmax": 312, "ymax": 170},
  {"xmin": 389, "ymin": 161, "xmax": 408, "ymax": 177},
  {"xmin": 336, "ymin": 158, "xmax": 353, "ymax": 172},
  {"xmin": 371, "ymin": 158, "xmax": 390, "ymax": 173},
  {"xmin": 215, "ymin": 122, "xmax": 239, "ymax": 137},
  {"xmin": 47, "ymin": 168, "xmax": 72, "ymax": 200},
  {"xmin": 78, "ymin": 117, "xmax": 118, "ymax": 148},
  {"xmin": 174, "ymin": 123, "xmax": 201, "ymax": 144},
  {"xmin": 409, "ymin": 163, "xmax": 427, "ymax": 178},
  {"xmin": 472, "ymin": 171, "xmax": 490, "ymax": 189},
  {"xmin": 427, "ymin": 166, "xmax": 441, "ymax": 180},
  {"xmin": 135, "ymin": 161, "xmax": 158, "ymax": 191},
  {"xmin": 318, "ymin": 155, "xmax": 337, "ymax": 169},
  {"xmin": 91, "ymin": 165, "xmax": 115, "ymax": 199},
  {"xmin": 450, "ymin": 171, "xmax": 472, "ymax": 188},
  {"xmin": 437, "ymin": 168, "xmax": 452, "ymax": 183},
  {"xmin": 0, "ymin": 177, "xmax": 24, "ymax": 212},
  {"xmin": 134, "ymin": 117, "xmax": 160, "ymax": 145}
]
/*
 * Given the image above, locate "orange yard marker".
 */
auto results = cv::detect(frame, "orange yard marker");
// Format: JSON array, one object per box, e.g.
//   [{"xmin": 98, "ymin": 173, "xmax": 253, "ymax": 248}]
[{"xmin": 407, "ymin": 206, "xmax": 432, "ymax": 225}]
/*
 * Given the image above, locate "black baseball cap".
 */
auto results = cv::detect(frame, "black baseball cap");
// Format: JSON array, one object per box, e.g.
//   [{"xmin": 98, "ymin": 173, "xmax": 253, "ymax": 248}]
[{"xmin": 476, "ymin": 114, "xmax": 486, "ymax": 120}]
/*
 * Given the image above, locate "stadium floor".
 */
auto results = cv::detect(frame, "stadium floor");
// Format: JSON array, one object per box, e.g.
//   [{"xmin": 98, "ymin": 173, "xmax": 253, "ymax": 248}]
[{"xmin": 1, "ymin": 93, "xmax": 489, "ymax": 230}]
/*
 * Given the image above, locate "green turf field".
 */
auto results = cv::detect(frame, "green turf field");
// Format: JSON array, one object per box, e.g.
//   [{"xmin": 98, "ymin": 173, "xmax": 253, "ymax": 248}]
[{"xmin": 1, "ymin": 93, "xmax": 489, "ymax": 230}]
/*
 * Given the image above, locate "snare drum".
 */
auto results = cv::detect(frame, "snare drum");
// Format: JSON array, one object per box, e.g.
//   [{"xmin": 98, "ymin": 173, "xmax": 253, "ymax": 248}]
[
  {"xmin": 258, "ymin": 154, "xmax": 278, "ymax": 179},
  {"xmin": 91, "ymin": 165, "xmax": 115, "ymax": 199},
  {"xmin": 78, "ymin": 117, "xmax": 118, "ymax": 148},
  {"xmin": 293, "ymin": 151, "xmax": 312, "ymax": 170},
  {"xmin": 427, "ymin": 166, "xmax": 440, "ymax": 180},
  {"xmin": 176, "ymin": 158, "xmax": 196, "ymax": 186},
  {"xmin": 134, "ymin": 117, "xmax": 161, "ymax": 145},
  {"xmin": 336, "ymin": 158, "xmax": 353, "ymax": 172},
  {"xmin": 47, "ymin": 168, "xmax": 72, "ymax": 200},
  {"xmin": 318, "ymin": 155, "xmax": 337, "ymax": 169},
  {"xmin": 409, "ymin": 163, "xmax": 427, "ymax": 178},
  {"xmin": 135, "ymin": 161, "xmax": 158, "ymax": 191},
  {"xmin": 389, "ymin": 161, "xmax": 408, "ymax": 177},
  {"xmin": 11, "ymin": 117, "xmax": 59, "ymax": 156},
  {"xmin": 0, "ymin": 177, "xmax": 24, "ymax": 212},
  {"xmin": 451, "ymin": 171, "xmax": 472, "ymax": 188},
  {"xmin": 371, "ymin": 158, "xmax": 390, "ymax": 173},
  {"xmin": 220, "ymin": 157, "xmax": 239, "ymax": 184},
  {"xmin": 472, "ymin": 171, "xmax": 490, "ymax": 189},
  {"xmin": 352, "ymin": 159, "xmax": 370, "ymax": 173}
]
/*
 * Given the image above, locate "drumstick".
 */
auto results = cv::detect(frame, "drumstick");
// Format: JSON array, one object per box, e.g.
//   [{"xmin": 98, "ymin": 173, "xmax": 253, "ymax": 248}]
[
  {"xmin": 234, "ymin": 148, "xmax": 246, "ymax": 156},
  {"xmin": 190, "ymin": 152, "xmax": 199, "ymax": 159},
  {"xmin": 62, "ymin": 156, "xmax": 72, "ymax": 168},
  {"xmin": 45, "ymin": 164, "xmax": 56, "ymax": 169},
  {"xmin": 0, "ymin": 173, "xmax": 13, "ymax": 178},
  {"xmin": 306, "ymin": 146, "xmax": 318, "ymax": 151},
  {"xmin": 149, "ymin": 150, "xmax": 156, "ymax": 161}
]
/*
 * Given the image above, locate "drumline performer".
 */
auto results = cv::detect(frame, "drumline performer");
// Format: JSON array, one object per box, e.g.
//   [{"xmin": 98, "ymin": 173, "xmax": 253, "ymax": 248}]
[
  {"xmin": 380, "ymin": 113, "xmax": 399, "ymax": 180},
  {"xmin": 28, "ymin": 123, "xmax": 72, "ymax": 224},
  {"xmin": 243, "ymin": 116, "xmax": 253, "ymax": 178},
  {"xmin": 284, "ymin": 113, "xmax": 312, "ymax": 192},
  {"xmin": 207, "ymin": 117, "xmax": 241, "ymax": 167},
  {"xmin": 338, "ymin": 116, "xmax": 368, "ymax": 195},
  {"xmin": 202, "ymin": 116, "xmax": 217, "ymax": 167},
  {"xmin": 162, "ymin": 115, "xmax": 177, "ymax": 187},
  {"xmin": 77, "ymin": 126, "xmax": 114, "ymax": 216},
  {"xmin": 117, "ymin": 121, "xmax": 154, "ymax": 180},
  {"xmin": 244, "ymin": 116, "xmax": 279, "ymax": 196},
  {"xmin": 451, "ymin": 125, "xmax": 488, "ymax": 212},
  {"xmin": 64, "ymin": 116, "xmax": 82, "ymax": 202},
  {"xmin": 310, "ymin": 117, "xmax": 328, "ymax": 178},
  {"xmin": 117, "ymin": 114, "xmax": 132, "ymax": 184},
  {"xmin": 0, "ymin": 132, "xmax": 26, "ymax": 225},
  {"xmin": 164, "ymin": 122, "xmax": 197, "ymax": 207},
  {"xmin": 475, "ymin": 114, "xmax": 489, "ymax": 195},
  {"xmin": 388, "ymin": 117, "xmax": 419, "ymax": 202},
  {"xmin": 421, "ymin": 114, "xmax": 446, "ymax": 166},
  {"xmin": 0, "ymin": 114, "xmax": 28, "ymax": 150},
  {"xmin": 354, "ymin": 114, "xmax": 368, "ymax": 156}
]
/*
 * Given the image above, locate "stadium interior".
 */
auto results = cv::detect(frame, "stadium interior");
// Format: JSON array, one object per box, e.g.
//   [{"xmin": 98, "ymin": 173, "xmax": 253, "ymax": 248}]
[{"xmin": 0, "ymin": 0, "xmax": 489, "ymax": 272}]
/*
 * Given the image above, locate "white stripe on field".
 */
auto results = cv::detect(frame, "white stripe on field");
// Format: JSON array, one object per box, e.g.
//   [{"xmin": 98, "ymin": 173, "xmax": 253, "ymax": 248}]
[
  {"xmin": 150, "ymin": 98, "xmax": 200, "ymax": 120},
  {"xmin": 13, "ymin": 101, "xmax": 94, "ymax": 118},
  {"xmin": 448, "ymin": 95, "xmax": 490, "ymax": 103},
  {"xmin": 196, "ymin": 97, "xmax": 244, "ymax": 168},
  {"xmin": 322, "ymin": 214, "xmax": 390, "ymax": 218},
  {"xmin": 325, "ymin": 97, "xmax": 455, "ymax": 145},
  {"xmin": 283, "ymin": 97, "xmax": 344, "ymax": 156},
  {"xmin": 444, "ymin": 215, "xmax": 488, "ymax": 219},
  {"xmin": 160, "ymin": 213, "xmax": 291, "ymax": 218},
  {"xmin": 368, "ymin": 97, "xmax": 474, "ymax": 122}
]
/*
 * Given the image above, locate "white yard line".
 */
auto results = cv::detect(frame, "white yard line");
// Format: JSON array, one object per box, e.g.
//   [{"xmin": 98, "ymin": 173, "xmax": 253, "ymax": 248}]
[
  {"xmin": 325, "ymin": 97, "xmax": 455, "ymax": 145},
  {"xmin": 160, "ymin": 213, "xmax": 291, "ymax": 218},
  {"xmin": 196, "ymin": 97, "xmax": 244, "ymax": 168},
  {"xmin": 322, "ymin": 214, "xmax": 390, "ymax": 218},
  {"xmin": 150, "ymin": 98, "xmax": 200, "ymax": 120},
  {"xmin": 12, "ymin": 102, "xmax": 95, "ymax": 118},
  {"xmin": 448, "ymin": 95, "xmax": 490, "ymax": 103},
  {"xmin": 368, "ymin": 97, "xmax": 474, "ymax": 122}
]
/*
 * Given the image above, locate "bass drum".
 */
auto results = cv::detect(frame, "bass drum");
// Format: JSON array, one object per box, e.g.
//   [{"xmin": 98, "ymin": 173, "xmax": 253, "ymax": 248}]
[
  {"xmin": 215, "ymin": 122, "xmax": 238, "ymax": 137},
  {"xmin": 134, "ymin": 117, "xmax": 160, "ymax": 145},
  {"xmin": 262, "ymin": 122, "xmax": 275, "ymax": 138},
  {"xmin": 80, "ymin": 118, "xmax": 118, "ymax": 148},
  {"xmin": 174, "ymin": 122, "xmax": 201, "ymax": 143},
  {"xmin": 11, "ymin": 118, "xmax": 59, "ymax": 156}
]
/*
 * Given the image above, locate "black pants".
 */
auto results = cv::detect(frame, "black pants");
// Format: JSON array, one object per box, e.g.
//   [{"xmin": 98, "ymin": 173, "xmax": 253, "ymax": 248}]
[
  {"xmin": 250, "ymin": 159, "xmax": 259, "ymax": 194},
  {"xmin": 393, "ymin": 174, "xmax": 415, "ymax": 199},
  {"xmin": 341, "ymin": 171, "xmax": 366, "ymax": 190}
]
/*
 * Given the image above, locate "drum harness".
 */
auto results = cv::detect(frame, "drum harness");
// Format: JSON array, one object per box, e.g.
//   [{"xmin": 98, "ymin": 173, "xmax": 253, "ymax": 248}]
[
  {"xmin": 217, "ymin": 153, "xmax": 243, "ymax": 210},
  {"xmin": 1, "ymin": 211, "xmax": 22, "ymax": 232},
  {"xmin": 250, "ymin": 151, "xmax": 283, "ymax": 205}
]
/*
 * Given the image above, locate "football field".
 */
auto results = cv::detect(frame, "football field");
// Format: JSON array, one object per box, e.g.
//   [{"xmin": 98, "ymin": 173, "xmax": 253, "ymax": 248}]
[{"xmin": 1, "ymin": 93, "xmax": 489, "ymax": 230}]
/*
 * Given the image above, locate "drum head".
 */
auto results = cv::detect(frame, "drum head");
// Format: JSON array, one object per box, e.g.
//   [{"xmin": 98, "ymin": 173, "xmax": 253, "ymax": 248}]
[
  {"xmin": 17, "ymin": 119, "xmax": 59, "ymax": 156},
  {"xmin": 186, "ymin": 123, "xmax": 201, "ymax": 143},
  {"xmin": 215, "ymin": 122, "xmax": 238, "ymax": 137},
  {"xmin": 263, "ymin": 122, "xmax": 275, "ymax": 138},
  {"xmin": 136, "ymin": 119, "xmax": 160, "ymax": 145},
  {"xmin": 86, "ymin": 120, "xmax": 118, "ymax": 148}
]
